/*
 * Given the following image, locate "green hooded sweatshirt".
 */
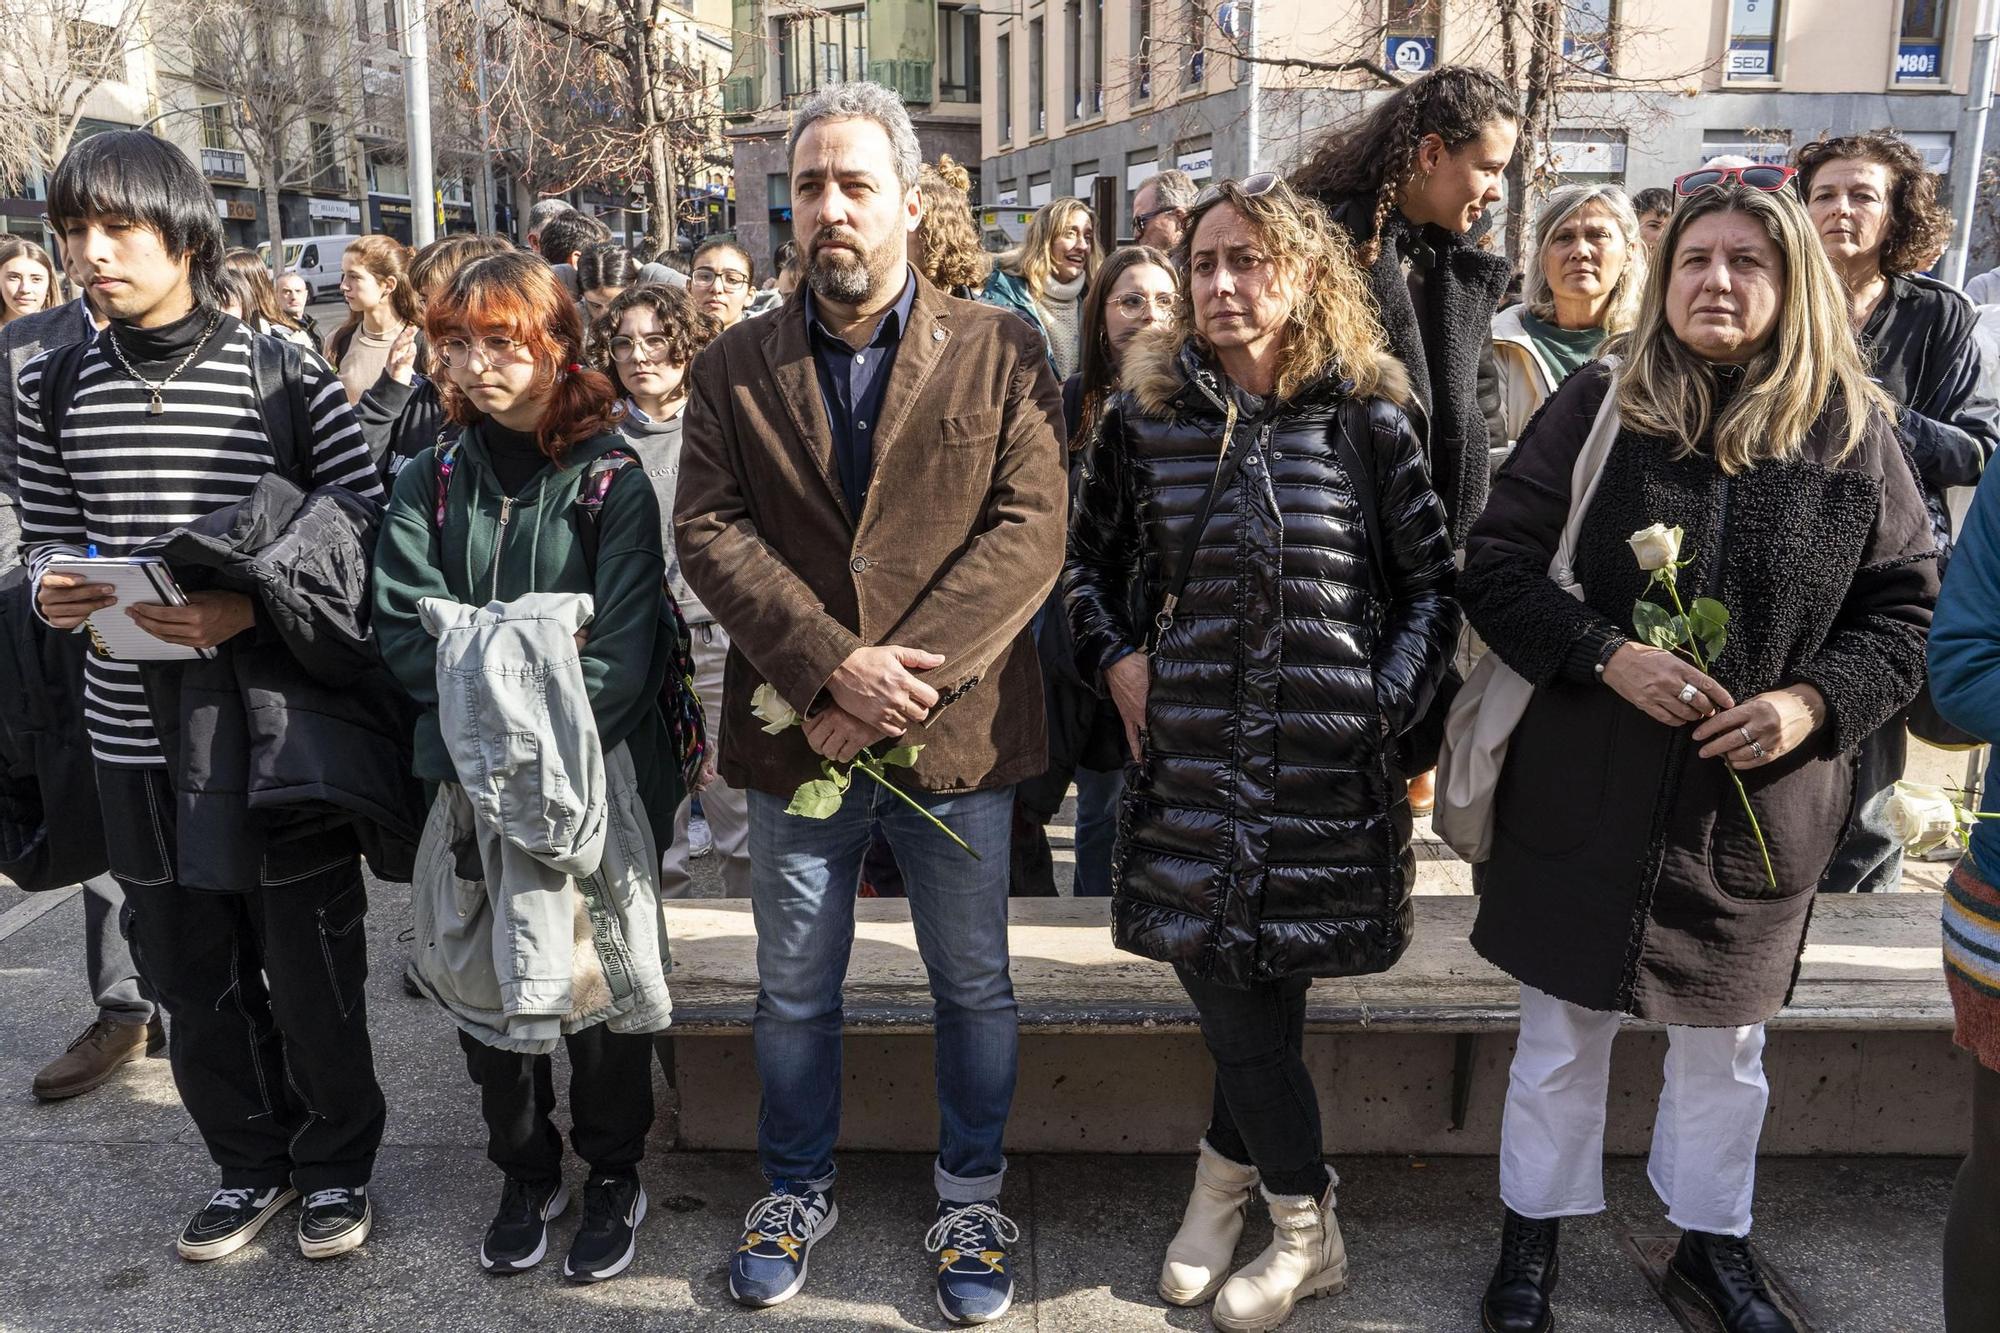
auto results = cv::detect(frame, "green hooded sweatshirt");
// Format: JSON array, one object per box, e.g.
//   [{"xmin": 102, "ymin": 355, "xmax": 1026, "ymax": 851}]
[{"xmin": 372, "ymin": 423, "xmax": 681, "ymax": 846}]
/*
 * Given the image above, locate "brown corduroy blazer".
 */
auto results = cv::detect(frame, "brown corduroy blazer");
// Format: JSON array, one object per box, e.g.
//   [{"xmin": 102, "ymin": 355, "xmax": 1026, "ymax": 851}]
[{"xmin": 674, "ymin": 272, "xmax": 1067, "ymax": 797}]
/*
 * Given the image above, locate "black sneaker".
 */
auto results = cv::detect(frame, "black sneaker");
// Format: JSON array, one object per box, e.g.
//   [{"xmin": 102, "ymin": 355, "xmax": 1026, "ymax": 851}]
[
  {"xmin": 298, "ymin": 1186, "xmax": 372, "ymax": 1259},
  {"xmin": 564, "ymin": 1173, "xmax": 649, "ymax": 1283},
  {"xmin": 480, "ymin": 1177, "xmax": 571, "ymax": 1274},
  {"xmin": 177, "ymin": 1185, "xmax": 298, "ymax": 1261}
]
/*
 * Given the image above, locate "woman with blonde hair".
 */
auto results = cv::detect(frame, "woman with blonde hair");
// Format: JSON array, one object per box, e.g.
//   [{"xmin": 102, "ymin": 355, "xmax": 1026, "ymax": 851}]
[
  {"xmin": 1067, "ymin": 175, "xmax": 1458, "ymax": 1328},
  {"xmin": 982, "ymin": 195, "xmax": 1098, "ymax": 377},
  {"xmin": 1461, "ymin": 174, "xmax": 1937, "ymax": 1333},
  {"xmin": 910, "ymin": 154, "xmax": 990, "ymax": 298},
  {"xmin": 1490, "ymin": 183, "xmax": 1646, "ymax": 447}
]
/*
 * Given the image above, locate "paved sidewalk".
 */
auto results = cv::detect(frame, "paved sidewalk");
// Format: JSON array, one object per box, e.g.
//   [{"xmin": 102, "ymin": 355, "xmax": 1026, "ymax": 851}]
[{"xmin": 0, "ymin": 877, "xmax": 1960, "ymax": 1331}]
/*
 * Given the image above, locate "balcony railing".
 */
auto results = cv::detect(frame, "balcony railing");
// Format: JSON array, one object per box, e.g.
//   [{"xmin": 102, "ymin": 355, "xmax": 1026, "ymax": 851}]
[{"xmin": 200, "ymin": 146, "xmax": 248, "ymax": 181}]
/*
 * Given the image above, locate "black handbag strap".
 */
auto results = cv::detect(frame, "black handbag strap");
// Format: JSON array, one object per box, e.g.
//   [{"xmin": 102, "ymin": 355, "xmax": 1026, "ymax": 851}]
[
  {"xmin": 1150, "ymin": 395, "xmax": 1250, "ymax": 652},
  {"xmin": 1334, "ymin": 398, "xmax": 1391, "ymax": 603}
]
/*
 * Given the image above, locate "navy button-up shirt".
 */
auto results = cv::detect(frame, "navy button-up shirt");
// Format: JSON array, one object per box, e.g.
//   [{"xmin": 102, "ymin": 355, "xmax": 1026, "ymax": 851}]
[{"xmin": 806, "ymin": 268, "xmax": 917, "ymax": 518}]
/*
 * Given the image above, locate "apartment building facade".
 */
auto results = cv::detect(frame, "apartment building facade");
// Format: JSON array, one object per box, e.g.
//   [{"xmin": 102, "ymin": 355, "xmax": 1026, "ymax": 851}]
[
  {"xmin": 979, "ymin": 0, "xmax": 1986, "ymax": 245},
  {"xmin": 723, "ymin": 0, "xmax": 982, "ymax": 274}
]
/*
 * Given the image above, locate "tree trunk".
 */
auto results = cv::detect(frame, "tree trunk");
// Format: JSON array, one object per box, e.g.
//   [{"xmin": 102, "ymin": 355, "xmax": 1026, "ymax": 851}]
[
  {"xmin": 263, "ymin": 170, "xmax": 287, "ymax": 288},
  {"xmin": 1503, "ymin": 0, "xmax": 1561, "ymax": 270}
]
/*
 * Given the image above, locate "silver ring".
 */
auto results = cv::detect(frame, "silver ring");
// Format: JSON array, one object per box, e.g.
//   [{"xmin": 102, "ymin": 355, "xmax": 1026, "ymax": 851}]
[
  {"xmin": 1749, "ymin": 740, "xmax": 1768, "ymax": 760},
  {"xmin": 1738, "ymin": 726, "xmax": 1756, "ymax": 748},
  {"xmin": 1678, "ymin": 682, "xmax": 1700, "ymax": 706}
]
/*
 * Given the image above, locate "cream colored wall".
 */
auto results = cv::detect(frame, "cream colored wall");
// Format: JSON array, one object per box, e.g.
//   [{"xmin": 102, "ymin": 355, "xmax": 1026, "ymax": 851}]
[{"xmin": 978, "ymin": 0, "xmax": 1982, "ymax": 162}]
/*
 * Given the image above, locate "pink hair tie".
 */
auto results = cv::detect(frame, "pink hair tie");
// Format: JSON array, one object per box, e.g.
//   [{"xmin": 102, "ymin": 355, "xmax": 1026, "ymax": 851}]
[{"xmin": 568, "ymin": 362, "xmax": 585, "ymax": 374}]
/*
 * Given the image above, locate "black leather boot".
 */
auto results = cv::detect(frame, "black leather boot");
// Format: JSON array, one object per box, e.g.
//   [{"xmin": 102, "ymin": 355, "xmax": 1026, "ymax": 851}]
[
  {"xmin": 1667, "ymin": 1230, "xmax": 1798, "ymax": 1333},
  {"xmin": 1481, "ymin": 1209, "xmax": 1560, "ymax": 1333}
]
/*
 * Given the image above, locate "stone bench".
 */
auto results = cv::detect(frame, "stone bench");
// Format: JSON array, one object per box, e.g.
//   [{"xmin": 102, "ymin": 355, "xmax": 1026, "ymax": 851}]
[{"xmin": 659, "ymin": 894, "xmax": 1972, "ymax": 1156}]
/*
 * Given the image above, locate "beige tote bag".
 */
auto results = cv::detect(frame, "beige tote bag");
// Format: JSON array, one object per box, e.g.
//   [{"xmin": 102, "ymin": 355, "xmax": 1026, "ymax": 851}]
[{"xmin": 1433, "ymin": 358, "xmax": 1624, "ymax": 863}]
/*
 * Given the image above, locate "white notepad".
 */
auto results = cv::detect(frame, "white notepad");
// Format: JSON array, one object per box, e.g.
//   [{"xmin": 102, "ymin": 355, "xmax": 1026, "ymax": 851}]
[{"xmin": 40, "ymin": 555, "xmax": 215, "ymax": 662}]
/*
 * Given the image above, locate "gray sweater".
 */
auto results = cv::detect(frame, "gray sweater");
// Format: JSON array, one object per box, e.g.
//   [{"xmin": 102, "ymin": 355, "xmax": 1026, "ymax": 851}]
[{"xmin": 620, "ymin": 400, "xmax": 712, "ymax": 624}]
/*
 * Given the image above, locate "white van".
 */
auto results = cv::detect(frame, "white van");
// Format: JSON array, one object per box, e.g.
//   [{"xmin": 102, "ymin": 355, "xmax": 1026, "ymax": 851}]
[{"xmin": 257, "ymin": 233, "xmax": 361, "ymax": 302}]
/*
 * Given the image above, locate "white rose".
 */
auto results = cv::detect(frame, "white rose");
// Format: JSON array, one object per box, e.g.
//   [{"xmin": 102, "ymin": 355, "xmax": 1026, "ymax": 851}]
[
  {"xmin": 751, "ymin": 683, "xmax": 800, "ymax": 735},
  {"xmin": 1886, "ymin": 782, "xmax": 1959, "ymax": 855},
  {"xmin": 1628, "ymin": 523, "xmax": 1684, "ymax": 572}
]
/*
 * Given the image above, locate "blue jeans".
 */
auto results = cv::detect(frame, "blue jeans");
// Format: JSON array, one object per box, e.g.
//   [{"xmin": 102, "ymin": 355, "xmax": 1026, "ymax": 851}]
[
  {"xmin": 1070, "ymin": 766, "xmax": 1125, "ymax": 897},
  {"xmin": 747, "ymin": 780, "xmax": 1017, "ymax": 1203}
]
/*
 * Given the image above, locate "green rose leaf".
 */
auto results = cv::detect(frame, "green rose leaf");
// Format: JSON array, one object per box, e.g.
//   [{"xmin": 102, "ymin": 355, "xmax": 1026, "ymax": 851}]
[
  {"xmin": 786, "ymin": 778, "xmax": 846, "ymax": 819},
  {"xmin": 819, "ymin": 760, "xmax": 852, "ymax": 792},
  {"xmin": 1634, "ymin": 599, "xmax": 1679, "ymax": 650},
  {"xmin": 880, "ymin": 744, "xmax": 924, "ymax": 769},
  {"xmin": 1691, "ymin": 596, "xmax": 1730, "ymax": 627},
  {"xmin": 1702, "ymin": 626, "xmax": 1728, "ymax": 660}
]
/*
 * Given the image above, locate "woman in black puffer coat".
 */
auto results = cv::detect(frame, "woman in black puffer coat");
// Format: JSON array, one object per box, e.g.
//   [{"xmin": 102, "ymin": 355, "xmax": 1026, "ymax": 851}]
[{"xmin": 1065, "ymin": 177, "xmax": 1458, "ymax": 1330}]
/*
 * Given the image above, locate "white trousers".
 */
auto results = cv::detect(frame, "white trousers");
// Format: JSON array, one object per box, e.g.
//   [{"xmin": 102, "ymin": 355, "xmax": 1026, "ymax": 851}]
[
  {"xmin": 1498, "ymin": 984, "xmax": 1769, "ymax": 1237},
  {"xmin": 661, "ymin": 622, "xmax": 752, "ymax": 899}
]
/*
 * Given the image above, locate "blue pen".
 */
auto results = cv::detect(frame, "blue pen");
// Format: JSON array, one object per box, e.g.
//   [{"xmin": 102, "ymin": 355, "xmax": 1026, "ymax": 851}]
[{"xmin": 86, "ymin": 544, "xmax": 99, "ymax": 557}]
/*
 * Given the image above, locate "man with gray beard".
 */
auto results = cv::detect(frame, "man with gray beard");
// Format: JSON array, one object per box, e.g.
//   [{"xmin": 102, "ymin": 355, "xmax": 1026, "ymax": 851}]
[{"xmin": 674, "ymin": 80, "xmax": 1065, "ymax": 1324}]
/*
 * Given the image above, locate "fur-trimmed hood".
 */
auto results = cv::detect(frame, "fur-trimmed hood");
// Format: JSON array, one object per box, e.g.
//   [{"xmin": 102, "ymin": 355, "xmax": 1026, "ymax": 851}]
[{"xmin": 1119, "ymin": 325, "xmax": 1413, "ymax": 419}]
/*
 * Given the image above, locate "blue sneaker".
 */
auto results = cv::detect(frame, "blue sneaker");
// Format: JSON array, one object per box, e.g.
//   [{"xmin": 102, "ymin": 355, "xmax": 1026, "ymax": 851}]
[
  {"xmin": 728, "ymin": 1182, "xmax": 836, "ymax": 1308},
  {"xmin": 926, "ymin": 1199, "xmax": 1021, "ymax": 1325}
]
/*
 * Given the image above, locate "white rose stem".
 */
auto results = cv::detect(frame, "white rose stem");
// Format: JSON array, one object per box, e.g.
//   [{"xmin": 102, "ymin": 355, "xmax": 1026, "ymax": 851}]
[{"xmin": 1658, "ymin": 571, "xmax": 1777, "ymax": 889}]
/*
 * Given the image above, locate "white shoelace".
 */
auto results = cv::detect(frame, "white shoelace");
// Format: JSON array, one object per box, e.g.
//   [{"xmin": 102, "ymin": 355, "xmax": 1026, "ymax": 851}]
[
  {"xmin": 305, "ymin": 1189, "xmax": 352, "ymax": 1211},
  {"xmin": 925, "ymin": 1202, "xmax": 1020, "ymax": 1256},
  {"xmin": 207, "ymin": 1188, "xmax": 256, "ymax": 1211},
  {"xmin": 742, "ymin": 1192, "xmax": 824, "ymax": 1240}
]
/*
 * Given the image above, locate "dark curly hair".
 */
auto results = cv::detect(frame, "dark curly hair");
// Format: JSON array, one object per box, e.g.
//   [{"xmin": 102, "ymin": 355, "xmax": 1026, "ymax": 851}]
[
  {"xmin": 589, "ymin": 282, "xmax": 719, "ymax": 400},
  {"xmin": 1291, "ymin": 65, "xmax": 1520, "ymax": 264},
  {"xmin": 1793, "ymin": 131, "xmax": 1955, "ymax": 276}
]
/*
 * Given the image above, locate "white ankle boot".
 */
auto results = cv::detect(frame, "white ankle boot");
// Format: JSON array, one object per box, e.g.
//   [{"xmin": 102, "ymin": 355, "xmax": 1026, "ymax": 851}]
[
  {"xmin": 1210, "ymin": 1177, "xmax": 1348, "ymax": 1332},
  {"xmin": 1158, "ymin": 1141, "xmax": 1260, "ymax": 1306}
]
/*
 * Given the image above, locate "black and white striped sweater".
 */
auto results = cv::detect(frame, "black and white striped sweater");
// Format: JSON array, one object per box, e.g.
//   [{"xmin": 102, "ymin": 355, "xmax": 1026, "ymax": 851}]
[{"xmin": 17, "ymin": 310, "xmax": 380, "ymax": 765}]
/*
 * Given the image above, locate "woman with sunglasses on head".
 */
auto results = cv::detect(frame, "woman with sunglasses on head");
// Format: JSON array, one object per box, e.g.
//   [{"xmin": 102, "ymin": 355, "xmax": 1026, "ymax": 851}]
[
  {"xmin": 1067, "ymin": 179, "xmax": 1458, "ymax": 1329},
  {"xmin": 1791, "ymin": 131, "xmax": 2000, "ymax": 896},
  {"xmin": 1462, "ymin": 173, "xmax": 1937, "ymax": 1333},
  {"xmin": 1490, "ymin": 184, "xmax": 1647, "ymax": 451},
  {"xmin": 372, "ymin": 250, "xmax": 679, "ymax": 1284},
  {"xmin": 1013, "ymin": 245, "xmax": 1178, "ymax": 897}
]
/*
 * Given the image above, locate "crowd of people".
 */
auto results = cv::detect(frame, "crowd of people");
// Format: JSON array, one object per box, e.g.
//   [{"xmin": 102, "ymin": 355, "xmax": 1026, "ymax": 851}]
[{"xmin": 0, "ymin": 61, "xmax": 1996, "ymax": 1333}]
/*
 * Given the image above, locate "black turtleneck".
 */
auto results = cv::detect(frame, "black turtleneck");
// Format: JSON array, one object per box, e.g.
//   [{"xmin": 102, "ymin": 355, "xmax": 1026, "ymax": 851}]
[
  {"xmin": 481, "ymin": 421, "xmax": 552, "ymax": 496},
  {"xmin": 107, "ymin": 304, "xmax": 230, "ymax": 376}
]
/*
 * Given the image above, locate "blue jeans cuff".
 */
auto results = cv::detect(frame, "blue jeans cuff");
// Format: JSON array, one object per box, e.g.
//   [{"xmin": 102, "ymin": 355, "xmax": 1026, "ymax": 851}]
[
  {"xmin": 764, "ymin": 1164, "xmax": 838, "ymax": 1195},
  {"xmin": 936, "ymin": 1157, "xmax": 1006, "ymax": 1204}
]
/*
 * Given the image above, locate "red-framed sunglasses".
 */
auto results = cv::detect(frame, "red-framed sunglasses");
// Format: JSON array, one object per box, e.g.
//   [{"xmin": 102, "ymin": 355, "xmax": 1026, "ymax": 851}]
[{"xmin": 1672, "ymin": 164, "xmax": 1798, "ymax": 197}]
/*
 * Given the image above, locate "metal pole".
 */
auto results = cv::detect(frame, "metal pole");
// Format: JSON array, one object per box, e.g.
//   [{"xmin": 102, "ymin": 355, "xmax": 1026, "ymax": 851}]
[
  {"xmin": 469, "ymin": 0, "xmax": 498, "ymax": 234},
  {"xmin": 1243, "ymin": 0, "xmax": 1259, "ymax": 175},
  {"xmin": 403, "ymin": 0, "xmax": 438, "ymax": 245},
  {"xmin": 1945, "ymin": 0, "xmax": 1997, "ymax": 287}
]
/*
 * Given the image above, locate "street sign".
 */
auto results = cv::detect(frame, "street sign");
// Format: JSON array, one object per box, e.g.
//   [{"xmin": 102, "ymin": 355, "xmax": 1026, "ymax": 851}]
[{"xmin": 1387, "ymin": 35, "xmax": 1435, "ymax": 75}]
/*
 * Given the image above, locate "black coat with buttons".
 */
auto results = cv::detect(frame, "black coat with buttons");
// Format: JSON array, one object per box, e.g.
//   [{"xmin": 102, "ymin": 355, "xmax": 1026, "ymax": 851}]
[{"xmin": 1065, "ymin": 332, "xmax": 1460, "ymax": 986}]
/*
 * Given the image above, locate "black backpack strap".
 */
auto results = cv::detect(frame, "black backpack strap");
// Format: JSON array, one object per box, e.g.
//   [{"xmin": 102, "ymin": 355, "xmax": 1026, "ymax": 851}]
[
  {"xmin": 250, "ymin": 332, "xmax": 313, "ymax": 486},
  {"xmin": 34, "ymin": 339, "xmax": 91, "ymax": 455}
]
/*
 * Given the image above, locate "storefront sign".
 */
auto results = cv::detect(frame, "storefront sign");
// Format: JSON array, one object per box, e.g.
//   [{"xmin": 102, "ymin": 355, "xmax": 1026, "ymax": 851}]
[
  {"xmin": 1176, "ymin": 147, "xmax": 1213, "ymax": 181},
  {"xmin": 1897, "ymin": 41, "xmax": 1943, "ymax": 81},
  {"xmin": 309, "ymin": 198, "xmax": 359, "ymax": 221}
]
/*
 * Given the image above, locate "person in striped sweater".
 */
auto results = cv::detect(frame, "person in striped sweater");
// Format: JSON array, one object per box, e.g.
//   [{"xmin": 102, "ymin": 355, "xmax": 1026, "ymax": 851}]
[
  {"xmin": 1926, "ymin": 457, "xmax": 2000, "ymax": 1332},
  {"xmin": 21, "ymin": 132, "xmax": 388, "ymax": 1265}
]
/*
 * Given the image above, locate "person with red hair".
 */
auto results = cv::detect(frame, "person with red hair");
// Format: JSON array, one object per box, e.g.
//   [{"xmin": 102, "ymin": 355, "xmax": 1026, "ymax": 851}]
[{"xmin": 371, "ymin": 249, "xmax": 680, "ymax": 1284}]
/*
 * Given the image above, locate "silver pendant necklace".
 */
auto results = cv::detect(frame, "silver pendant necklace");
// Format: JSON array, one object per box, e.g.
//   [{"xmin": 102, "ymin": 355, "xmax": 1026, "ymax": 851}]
[{"xmin": 103, "ymin": 313, "xmax": 223, "ymax": 415}]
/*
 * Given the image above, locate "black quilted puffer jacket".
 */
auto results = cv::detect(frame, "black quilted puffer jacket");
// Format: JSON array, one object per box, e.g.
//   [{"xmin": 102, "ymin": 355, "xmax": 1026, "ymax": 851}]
[{"xmin": 1064, "ymin": 333, "xmax": 1460, "ymax": 986}]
